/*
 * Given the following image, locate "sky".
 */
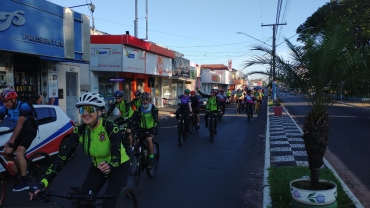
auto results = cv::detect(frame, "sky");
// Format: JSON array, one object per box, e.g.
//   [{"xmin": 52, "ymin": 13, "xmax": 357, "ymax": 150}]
[{"xmin": 49, "ymin": 0, "xmax": 329, "ymax": 80}]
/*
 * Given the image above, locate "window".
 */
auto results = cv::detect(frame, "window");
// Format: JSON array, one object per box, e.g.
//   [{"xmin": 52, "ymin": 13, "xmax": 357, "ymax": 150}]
[{"xmin": 35, "ymin": 107, "xmax": 57, "ymax": 125}]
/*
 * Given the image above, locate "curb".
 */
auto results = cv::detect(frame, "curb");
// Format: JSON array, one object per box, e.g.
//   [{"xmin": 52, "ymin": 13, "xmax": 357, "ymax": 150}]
[{"xmin": 263, "ymin": 103, "xmax": 364, "ymax": 207}]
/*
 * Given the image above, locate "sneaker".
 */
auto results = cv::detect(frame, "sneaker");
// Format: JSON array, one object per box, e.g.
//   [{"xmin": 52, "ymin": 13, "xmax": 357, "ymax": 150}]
[
  {"xmin": 205, "ymin": 123, "xmax": 208, "ymax": 128},
  {"xmin": 147, "ymin": 158, "xmax": 156, "ymax": 169},
  {"xmin": 196, "ymin": 124, "xmax": 200, "ymax": 129},
  {"xmin": 12, "ymin": 178, "xmax": 29, "ymax": 192}
]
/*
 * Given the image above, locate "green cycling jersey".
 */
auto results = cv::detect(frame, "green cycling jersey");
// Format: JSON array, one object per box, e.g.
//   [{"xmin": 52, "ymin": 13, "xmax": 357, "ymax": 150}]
[
  {"xmin": 40, "ymin": 118, "xmax": 129, "ymax": 187},
  {"xmin": 197, "ymin": 90, "xmax": 220, "ymax": 112},
  {"xmin": 129, "ymin": 104, "xmax": 158, "ymax": 130},
  {"xmin": 128, "ymin": 98, "xmax": 142, "ymax": 118},
  {"xmin": 106, "ymin": 100, "xmax": 130, "ymax": 118}
]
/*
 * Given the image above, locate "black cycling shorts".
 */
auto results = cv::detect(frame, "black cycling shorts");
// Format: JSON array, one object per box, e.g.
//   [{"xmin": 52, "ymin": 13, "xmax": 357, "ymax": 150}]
[
  {"xmin": 192, "ymin": 108, "xmax": 199, "ymax": 115},
  {"xmin": 13, "ymin": 119, "xmax": 38, "ymax": 150}
]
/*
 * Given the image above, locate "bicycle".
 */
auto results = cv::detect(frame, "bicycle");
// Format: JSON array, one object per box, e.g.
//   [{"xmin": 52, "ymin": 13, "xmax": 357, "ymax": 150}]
[
  {"xmin": 177, "ymin": 113, "xmax": 188, "ymax": 146},
  {"xmin": 189, "ymin": 111, "xmax": 198, "ymax": 133},
  {"xmin": 246, "ymin": 103, "xmax": 253, "ymax": 123},
  {"xmin": 0, "ymin": 147, "xmax": 53, "ymax": 207},
  {"xmin": 207, "ymin": 111, "xmax": 219, "ymax": 142},
  {"xmin": 254, "ymin": 100, "xmax": 261, "ymax": 115},
  {"xmin": 236, "ymin": 99, "xmax": 244, "ymax": 114},
  {"xmin": 36, "ymin": 186, "xmax": 139, "ymax": 208},
  {"xmin": 126, "ymin": 131, "xmax": 159, "ymax": 191}
]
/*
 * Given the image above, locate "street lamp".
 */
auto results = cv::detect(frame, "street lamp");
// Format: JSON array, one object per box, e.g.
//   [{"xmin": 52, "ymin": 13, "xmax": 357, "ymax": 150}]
[
  {"xmin": 70, "ymin": 3, "xmax": 95, "ymax": 13},
  {"xmin": 236, "ymin": 32, "xmax": 271, "ymax": 47}
]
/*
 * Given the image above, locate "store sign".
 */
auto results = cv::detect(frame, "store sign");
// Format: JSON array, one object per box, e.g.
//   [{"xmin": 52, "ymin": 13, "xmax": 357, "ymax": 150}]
[
  {"xmin": 172, "ymin": 57, "xmax": 190, "ymax": 78},
  {"xmin": 146, "ymin": 52, "xmax": 172, "ymax": 76},
  {"xmin": 0, "ymin": 10, "xmax": 26, "ymax": 31},
  {"xmin": 23, "ymin": 34, "xmax": 64, "ymax": 47},
  {"xmin": 122, "ymin": 46, "xmax": 145, "ymax": 73},
  {"xmin": 90, "ymin": 44, "xmax": 122, "ymax": 72},
  {"xmin": 211, "ymin": 74, "xmax": 221, "ymax": 83},
  {"xmin": 109, "ymin": 78, "xmax": 124, "ymax": 82}
]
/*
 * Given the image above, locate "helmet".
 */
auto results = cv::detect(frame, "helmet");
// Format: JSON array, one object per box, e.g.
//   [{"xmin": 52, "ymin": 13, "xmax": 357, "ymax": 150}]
[
  {"xmin": 237, "ymin": 88, "xmax": 241, "ymax": 91},
  {"xmin": 184, "ymin": 89, "xmax": 190, "ymax": 94},
  {"xmin": 76, "ymin": 92, "xmax": 105, "ymax": 109},
  {"xmin": 0, "ymin": 90, "xmax": 17, "ymax": 101},
  {"xmin": 211, "ymin": 89, "xmax": 218, "ymax": 95},
  {"xmin": 190, "ymin": 91, "xmax": 195, "ymax": 95},
  {"xmin": 134, "ymin": 90, "xmax": 142, "ymax": 97},
  {"xmin": 141, "ymin": 92, "xmax": 151, "ymax": 100},
  {"xmin": 113, "ymin": 90, "xmax": 124, "ymax": 98},
  {"xmin": 219, "ymin": 89, "xmax": 224, "ymax": 93}
]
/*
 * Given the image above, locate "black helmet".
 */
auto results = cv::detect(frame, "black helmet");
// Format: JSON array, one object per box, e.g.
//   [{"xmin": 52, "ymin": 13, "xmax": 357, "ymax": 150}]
[
  {"xmin": 134, "ymin": 90, "xmax": 142, "ymax": 97},
  {"xmin": 141, "ymin": 92, "xmax": 151, "ymax": 100}
]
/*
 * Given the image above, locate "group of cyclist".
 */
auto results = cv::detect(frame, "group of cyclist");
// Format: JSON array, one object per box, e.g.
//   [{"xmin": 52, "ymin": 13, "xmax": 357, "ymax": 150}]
[
  {"xmin": 175, "ymin": 87, "xmax": 265, "ymax": 136},
  {"xmin": 0, "ymin": 88, "xmax": 158, "ymax": 207}
]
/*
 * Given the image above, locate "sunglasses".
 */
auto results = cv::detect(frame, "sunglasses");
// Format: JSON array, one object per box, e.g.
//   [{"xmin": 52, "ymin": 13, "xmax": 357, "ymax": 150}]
[
  {"xmin": 115, "ymin": 97, "xmax": 122, "ymax": 100},
  {"xmin": 141, "ymin": 98, "xmax": 149, "ymax": 101},
  {"xmin": 79, "ymin": 106, "xmax": 97, "ymax": 114}
]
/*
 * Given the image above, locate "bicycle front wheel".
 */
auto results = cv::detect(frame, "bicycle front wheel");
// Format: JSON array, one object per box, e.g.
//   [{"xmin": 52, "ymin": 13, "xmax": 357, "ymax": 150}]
[
  {"xmin": 126, "ymin": 152, "xmax": 141, "ymax": 191},
  {"xmin": 146, "ymin": 141, "xmax": 159, "ymax": 178},
  {"xmin": 116, "ymin": 186, "xmax": 139, "ymax": 208},
  {"xmin": 27, "ymin": 151, "xmax": 53, "ymax": 182},
  {"xmin": 0, "ymin": 174, "xmax": 7, "ymax": 208}
]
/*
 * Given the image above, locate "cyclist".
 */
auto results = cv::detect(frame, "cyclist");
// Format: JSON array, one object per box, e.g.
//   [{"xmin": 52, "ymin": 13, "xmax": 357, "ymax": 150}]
[
  {"xmin": 190, "ymin": 90, "xmax": 200, "ymax": 129},
  {"xmin": 217, "ymin": 89, "xmax": 227, "ymax": 115},
  {"xmin": 254, "ymin": 89, "xmax": 263, "ymax": 110},
  {"xmin": 29, "ymin": 92, "xmax": 130, "ymax": 208},
  {"xmin": 127, "ymin": 92, "xmax": 159, "ymax": 169},
  {"xmin": 0, "ymin": 90, "xmax": 38, "ymax": 191},
  {"xmin": 245, "ymin": 89, "xmax": 255, "ymax": 117},
  {"xmin": 234, "ymin": 89, "xmax": 244, "ymax": 114},
  {"xmin": 175, "ymin": 89, "xmax": 193, "ymax": 134},
  {"xmin": 197, "ymin": 88, "xmax": 220, "ymax": 135},
  {"xmin": 226, "ymin": 89, "xmax": 231, "ymax": 102},
  {"xmin": 105, "ymin": 90, "xmax": 132, "ymax": 151},
  {"xmin": 129, "ymin": 90, "xmax": 142, "ymax": 117}
]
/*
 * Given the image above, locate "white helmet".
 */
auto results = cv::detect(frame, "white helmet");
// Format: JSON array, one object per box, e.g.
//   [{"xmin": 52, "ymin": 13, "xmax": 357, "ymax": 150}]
[{"xmin": 76, "ymin": 92, "xmax": 105, "ymax": 108}]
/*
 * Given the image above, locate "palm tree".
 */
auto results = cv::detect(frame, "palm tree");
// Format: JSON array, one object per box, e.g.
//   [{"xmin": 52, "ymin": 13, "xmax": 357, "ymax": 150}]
[{"xmin": 244, "ymin": 19, "xmax": 370, "ymax": 189}]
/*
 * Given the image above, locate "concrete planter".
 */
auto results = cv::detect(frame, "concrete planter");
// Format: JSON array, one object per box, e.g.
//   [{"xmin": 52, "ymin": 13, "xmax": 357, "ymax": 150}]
[
  {"xmin": 290, "ymin": 179, "xmax": 338, "ymax": 207},
  {"xmin": 273, "ymin": 106, "xmax": 283, "ymax": 116}
]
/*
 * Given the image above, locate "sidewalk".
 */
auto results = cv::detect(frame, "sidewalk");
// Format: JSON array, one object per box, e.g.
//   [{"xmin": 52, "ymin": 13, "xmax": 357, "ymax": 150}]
[{"xmin": 263, "ymin": 104, "xmax": 364, "ymax": 207}]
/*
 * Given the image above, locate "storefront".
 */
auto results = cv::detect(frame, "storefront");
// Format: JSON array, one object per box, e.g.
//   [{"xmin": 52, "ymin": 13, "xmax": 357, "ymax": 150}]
[
  {"xmin": 90, "ymin": 34, "xmax": 175, "ymax": 113},
  {"xmin": 0, "ymin": 0, "xmax": 90, "ymax": 122}
]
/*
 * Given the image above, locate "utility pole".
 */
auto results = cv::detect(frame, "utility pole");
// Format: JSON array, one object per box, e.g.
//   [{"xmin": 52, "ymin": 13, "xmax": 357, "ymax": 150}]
[{"xmin": 261, "ymin": 23, "xmax": 286, "ymax": 80}]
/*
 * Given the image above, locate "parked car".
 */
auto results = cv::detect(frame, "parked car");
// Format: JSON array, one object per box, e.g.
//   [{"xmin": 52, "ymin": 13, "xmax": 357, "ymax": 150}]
[
  {"xmin": 198, "ymin": 95, "xmax": 208, "ymax": 112},
  {"xmin": 0, "ymin": 105, "xmax": 74, "ymax": 172}
]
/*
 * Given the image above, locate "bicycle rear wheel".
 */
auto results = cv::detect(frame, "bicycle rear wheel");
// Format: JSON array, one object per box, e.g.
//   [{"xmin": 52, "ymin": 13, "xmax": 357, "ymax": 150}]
[
  {"xmin": 126, "ymin": 152, "xmax": 141, "ymax": 191},
  {"xmin": 146, "ymin": 141, "xmax": 159, "ymax": 178},
  {"xmin": 178, "ymin": 120, "xmax": 183, "ymax": 146},
  {"xmin": 0, "ymin": 174, "xmax": 7, "ymax": 208},
  {"xmin": 27, "ymin": 151, "xmax": 53, "ymax": 182},
  {"xmin": 116, "ymin": 186, "xmax": 139, "ymax": 208},
  {"xmin": 209, "ymin": 118, "xmax": 214, "ymax": 142}
]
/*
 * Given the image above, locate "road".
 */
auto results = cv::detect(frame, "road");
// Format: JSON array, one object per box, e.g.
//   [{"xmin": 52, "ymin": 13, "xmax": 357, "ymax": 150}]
[
  {"xmin": 277, "ymin": 91, "xmax": 370, "ymax": 206},
  {"xmin": 4, "ymin": 100, "xmax": 267, "ymax": 208}
]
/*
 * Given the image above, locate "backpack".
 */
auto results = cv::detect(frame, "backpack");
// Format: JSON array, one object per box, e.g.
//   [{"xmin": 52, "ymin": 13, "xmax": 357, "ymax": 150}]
[{"xmin": 5, "ymin": 101, "xmax": 38, "ymax": 127}]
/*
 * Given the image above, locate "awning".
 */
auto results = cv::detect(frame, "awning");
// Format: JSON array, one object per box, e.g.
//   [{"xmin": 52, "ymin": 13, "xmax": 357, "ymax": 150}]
[{"xmin": 39, "ymin": 56, "xmax": 89, "ymax": 64}]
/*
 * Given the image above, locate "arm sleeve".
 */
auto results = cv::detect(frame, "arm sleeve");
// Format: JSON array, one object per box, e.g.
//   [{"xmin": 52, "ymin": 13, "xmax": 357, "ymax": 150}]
[
  {"xmin": 105, "ymin": 120, "xmax": 122, "ymax": 168},
  {"xmin": 42, "ymin": 126, "xmax": 81, "ymax": 185},
  {"xmin": 106, "ymin": 103, "xmax": 116, "ymax": 117},
  {"xmin": 197, "ymin": 90, "xmax": 210, "ymax": 98},
  {"xmin": 153, "ymin": 106, "xmax": 159, "ymax": 128}
]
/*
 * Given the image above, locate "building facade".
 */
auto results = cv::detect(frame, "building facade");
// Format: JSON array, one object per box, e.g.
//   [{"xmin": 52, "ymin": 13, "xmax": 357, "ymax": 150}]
[{"xmin": 0, "ymin": 0, "xmax": 90, "ymax": 122}]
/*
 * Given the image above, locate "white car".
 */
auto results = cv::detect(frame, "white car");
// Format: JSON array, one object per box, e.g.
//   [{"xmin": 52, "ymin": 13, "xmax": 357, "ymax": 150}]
[{"xmin": 0, "ymin": 105, "xmax": 74, "ymax": 172}]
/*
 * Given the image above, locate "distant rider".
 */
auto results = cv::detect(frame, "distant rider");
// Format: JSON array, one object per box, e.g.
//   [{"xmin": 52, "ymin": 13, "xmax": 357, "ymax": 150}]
[
  {"xmin": 190, "ymin": 91, "xmax": 200, "ymax": 129},
  {"xmin": 197, "ymin": 88, "xmax": 220, "ymax": 135},
  {"xmin": 175, "ymin": 89, "xmax": 193, "ymax": 134}
]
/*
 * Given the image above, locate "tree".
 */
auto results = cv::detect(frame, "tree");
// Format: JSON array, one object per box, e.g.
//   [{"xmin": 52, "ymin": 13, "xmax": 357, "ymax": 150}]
[
  {"xmin": 297, "ymin": 0, "xmax": 370, "ymax": 48},
  {"xmin": 244, "ymin": 18, "xmax": 370, "ymax": 189}
]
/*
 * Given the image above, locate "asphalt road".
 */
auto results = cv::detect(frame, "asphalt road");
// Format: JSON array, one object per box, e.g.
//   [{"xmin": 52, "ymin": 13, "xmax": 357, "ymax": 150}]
[
  {"xmin": 277, "ymin": 91, "xmax": 370, "ymax": 206},
  {"xmin": 4, "ymin": 100, "xmax": 267, "ymax": 208}
]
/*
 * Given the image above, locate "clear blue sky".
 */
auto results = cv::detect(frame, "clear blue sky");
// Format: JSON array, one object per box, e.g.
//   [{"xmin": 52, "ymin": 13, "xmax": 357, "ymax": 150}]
[{"xmin": 50, "ymin": 0, "xmax": 329, "ymax": 80}]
